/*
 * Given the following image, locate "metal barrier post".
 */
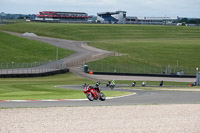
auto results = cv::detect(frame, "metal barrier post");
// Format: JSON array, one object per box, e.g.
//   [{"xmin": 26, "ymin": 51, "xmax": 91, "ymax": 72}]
[{"xmin": 196, "ymin": 68, "xmax": 200, "ymax": 86}]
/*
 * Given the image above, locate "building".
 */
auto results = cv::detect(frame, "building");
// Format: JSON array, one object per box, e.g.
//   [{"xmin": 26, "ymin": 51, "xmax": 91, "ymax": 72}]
[
  {"xmin": 126, "ymin": 16, "xmax": 178, "ymax": 25},
  {"xmin": 97, "ymin": 11, "xmax": 178, "ymax": 25},
  {"xmin": 35, "ymin": 11, "xmax": 92, "ymax": 23},
  {"xmin": 0, "ymin": 12, "xmax": 35, "ymax": 24},
  {"xmin": 97, "ymin": 11, "xmax": 126, "ymax": 24},
  {"xmin": 0, "ymin": 12, "xmax": 35, "ymax": 20}
]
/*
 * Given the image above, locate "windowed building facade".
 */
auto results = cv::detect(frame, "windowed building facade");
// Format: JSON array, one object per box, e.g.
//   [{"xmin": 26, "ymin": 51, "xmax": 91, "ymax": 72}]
[
  {"xmin": 35, "ymin": 11, "xmax": 92, "ymax": 23},
  {"xmin": 97, "ymin": 11, "xmax": 126, "ymax": 24},
  {"xmin": 126, "ymin": 16, "xmax": 178, "ymax": 25}
]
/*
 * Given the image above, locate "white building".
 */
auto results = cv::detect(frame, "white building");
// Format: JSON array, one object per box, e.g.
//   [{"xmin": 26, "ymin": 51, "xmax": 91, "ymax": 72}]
[
  {"xmin": 126, "ymin": 16, "xmax": 178, "ymax": 25},
  {"xmin": 97, "ymin": 11, "xmax": 126, "ymax": 24}
]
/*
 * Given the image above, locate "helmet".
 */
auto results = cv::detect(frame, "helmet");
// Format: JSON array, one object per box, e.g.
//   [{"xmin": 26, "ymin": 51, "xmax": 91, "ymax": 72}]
[
  {"xmin": 82, "ymin": 83, "xmax": 87, "ymax": 87},
  {"xmin": 89, "ymin": 85, "xmax": 94, "ymax": 89},
  {"xmin": 96, "ymin": 82, "xmax": 99, "ymax": 86}
]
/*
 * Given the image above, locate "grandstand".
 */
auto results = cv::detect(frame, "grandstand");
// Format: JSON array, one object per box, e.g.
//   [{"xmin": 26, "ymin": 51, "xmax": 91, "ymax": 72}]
[
  {"xmin": 35, "ymin": 11, "xmax": 92, "ymax": 23},
  {"xmin": 97, "ymin": 11, "xmax": 126, "ymax": 24}
]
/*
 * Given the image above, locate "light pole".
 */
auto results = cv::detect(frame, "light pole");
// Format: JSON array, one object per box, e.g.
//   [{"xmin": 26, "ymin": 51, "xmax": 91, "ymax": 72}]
[
  {"xmin": 56, "ymin": 46, "xmax": 58, "ymax": 60},
  {"xmin": 11, "ymin": 62, "xmax": 14, "ymax": 68},
  {"xmin": 11, "ymin": 62, "xmax": 14, "ymax": 74},
  {"xmin": 176, "ymin": 59, "xmax": 179, "ymax": 73},
  {"xmin": 35, "ymin": 62, "xmax": 37, "ymax": 73},
  {"xmin": 56, "ymin": 40, "xmax": 59, "ymax": 60}
]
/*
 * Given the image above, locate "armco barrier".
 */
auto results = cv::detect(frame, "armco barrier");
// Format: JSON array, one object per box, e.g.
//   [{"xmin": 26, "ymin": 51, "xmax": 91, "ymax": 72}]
[{"xmin": 0, "ymin": 68, "xmax": 69, "ymax": 78}]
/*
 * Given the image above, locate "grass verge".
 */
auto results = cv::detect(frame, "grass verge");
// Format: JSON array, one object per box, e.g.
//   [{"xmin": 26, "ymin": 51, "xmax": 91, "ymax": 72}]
[{"xmin": 0, "ymin": 73, "xmax": 131, "ymax": 100}]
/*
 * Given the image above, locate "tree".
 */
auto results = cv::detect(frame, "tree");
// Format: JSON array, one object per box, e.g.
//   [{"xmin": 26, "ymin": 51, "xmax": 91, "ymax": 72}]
[{"xmin": 179, "ymin": 18, "xmax": 188, "ymax": 23}]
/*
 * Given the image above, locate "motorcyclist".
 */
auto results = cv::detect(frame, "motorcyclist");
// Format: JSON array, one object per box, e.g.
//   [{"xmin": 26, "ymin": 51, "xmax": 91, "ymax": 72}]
[
  {"xmin": 106, "ymin": 81, "xmax": 111, "ymax": 87},
  {"xmin": 111, "ymin": 80, "xmax": 115, "ymax": 86},
  {"xmin": 94, "ymin": 81, "xmax": 101, "ymax": 93},
  {"xmin": 132, "ymin": 81, "xmax": 136, "ymax": 87},
  {"xmin": 160, "ymin": 80, "xmax": 163, "ymax": 86},
  {"xmin": 142, "ymin": 81, "xmax": 146, "ymax": 87}
]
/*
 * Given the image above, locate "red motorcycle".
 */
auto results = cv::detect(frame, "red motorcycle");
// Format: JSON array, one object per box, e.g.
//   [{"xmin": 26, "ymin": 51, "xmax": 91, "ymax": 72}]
[{"xmin": 83, "ymin": 83, "xmax": 106, "ymax": 101}]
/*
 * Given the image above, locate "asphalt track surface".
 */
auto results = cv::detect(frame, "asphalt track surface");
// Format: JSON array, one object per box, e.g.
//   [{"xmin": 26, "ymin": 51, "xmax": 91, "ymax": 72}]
[
  {"xmin": 2, "ymin": 31, "xmax": 112, "ymax": 66},
  {"xmin": 1, "ymin": 85, "xmax": 200, "ymax": 108},
  {"xmin": 0, "ymin": 31, "xmax": 199, "ymax": 108}
]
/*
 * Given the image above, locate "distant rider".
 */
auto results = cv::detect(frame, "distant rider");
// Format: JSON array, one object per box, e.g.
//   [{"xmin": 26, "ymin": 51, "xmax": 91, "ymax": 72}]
[
  {"xmin": 142, "ymin": 81, "xmax": 146, "ymax": 87},
  {"xmin": 111, "ymin": 80, "xmax": 115, "ymax": 86},
  {"xmin": 107, "ymin": 81, "xmax": 111, "ymax": 87},
  {"xmin": 160, "ymin": 80, "xmax": 163, "ymax": 86},
  {"xmin": 132, "ymin": 81, "xmax": 136, "ymax": 87}
]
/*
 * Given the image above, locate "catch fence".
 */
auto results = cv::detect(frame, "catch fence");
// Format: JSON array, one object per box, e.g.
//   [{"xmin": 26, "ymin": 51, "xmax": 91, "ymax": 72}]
[
  {"xmin": 0, "ymin": 60, "xmax": 66, "ymax": 75},
  {"xmin": 87, "ymin": 63, "xmax": 199, "ymax": 76}
]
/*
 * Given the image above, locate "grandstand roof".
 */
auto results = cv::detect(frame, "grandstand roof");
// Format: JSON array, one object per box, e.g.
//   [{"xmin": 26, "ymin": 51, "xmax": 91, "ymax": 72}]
[{"xmin": 98, "ymin": 11, "xmax": 126, "ymax": 15}]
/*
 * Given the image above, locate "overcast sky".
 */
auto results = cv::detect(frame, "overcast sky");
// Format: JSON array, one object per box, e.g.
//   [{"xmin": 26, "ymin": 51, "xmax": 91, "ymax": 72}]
[{"xmin": 0, "ymin": 0, "xmax": 199, "ymax": 18}]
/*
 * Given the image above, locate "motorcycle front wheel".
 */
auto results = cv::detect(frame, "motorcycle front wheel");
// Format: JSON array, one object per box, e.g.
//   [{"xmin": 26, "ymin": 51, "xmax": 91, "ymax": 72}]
[{"xmin": 86, "ymin": 94, "xmax": 94, "ymax": 101}]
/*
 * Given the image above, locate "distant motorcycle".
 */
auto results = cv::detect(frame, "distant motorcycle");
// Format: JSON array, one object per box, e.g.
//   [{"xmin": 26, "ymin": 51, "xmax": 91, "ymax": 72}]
[
  {"xmin": 109, "ymin": 84, "xmax": 115, "ymax": 89},
  {"xmin": 106, "ymin": 81, "xmax": 115, "ymax": 89},
  {"xmin": 83, "ymin": 83, "xmax": 106, "ymax": 101}
]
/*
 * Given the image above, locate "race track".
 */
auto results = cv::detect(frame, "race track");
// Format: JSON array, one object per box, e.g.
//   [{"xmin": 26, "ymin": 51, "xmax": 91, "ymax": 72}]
[
  {"xmin": 0, "ymin": 31, "xmax": 199, "ymax": 108},
  {"xmin": 1, "ymin": 85, "xmax": 200, "ymax": 108}
]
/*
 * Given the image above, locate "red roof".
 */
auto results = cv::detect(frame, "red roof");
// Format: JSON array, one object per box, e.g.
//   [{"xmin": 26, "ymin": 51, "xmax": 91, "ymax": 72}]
[
  {"xmin": 36, "ymin": 14, "xmax": 92, "ymax": 18},
  {"xmin": 36, "ymin": 11, "xmax": 92, "ymax": 18}
]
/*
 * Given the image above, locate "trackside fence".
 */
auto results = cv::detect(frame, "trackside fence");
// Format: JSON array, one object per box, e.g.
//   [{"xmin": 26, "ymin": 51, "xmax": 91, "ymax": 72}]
[
  {"xmin": 0, "ymin": 52, "xmax": 115, "ymax": 76},
  {"xmin": 86, "ymin": 63, "xmax": 199, "ymax": 76},
  {"xmin": 0, "ymin": 60, "xmax": 67, "ymax": 75}
]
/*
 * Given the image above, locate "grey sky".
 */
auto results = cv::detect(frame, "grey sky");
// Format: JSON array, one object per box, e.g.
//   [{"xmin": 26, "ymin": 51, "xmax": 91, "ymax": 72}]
[{"xmin": 0, "ymin": 0, "xmax": 199, "ymax": 18}]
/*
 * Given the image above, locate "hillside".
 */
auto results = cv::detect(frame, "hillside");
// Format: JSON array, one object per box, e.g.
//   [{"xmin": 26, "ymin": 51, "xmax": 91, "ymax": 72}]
[
  {"xmin": 0, "ymin": 31, "xmax": 74, "ymax": 63},
  {"xmin": 1, "ymin": 22, "xmax": 200, "ymax": 74}
]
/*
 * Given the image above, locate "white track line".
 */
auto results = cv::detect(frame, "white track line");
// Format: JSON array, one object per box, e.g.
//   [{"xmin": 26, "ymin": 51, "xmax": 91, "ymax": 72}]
[
  {"xmin": 107, "ymin": 92, "xmax": 136, "ymax": 99},
  {"xmin": 0, "ymin": 93, "xmax": 136, "ymax": 102}
]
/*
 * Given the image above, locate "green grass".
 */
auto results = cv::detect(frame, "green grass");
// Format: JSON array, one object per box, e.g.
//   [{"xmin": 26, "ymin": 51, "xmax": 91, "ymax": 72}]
[
  {"xmin": 116, "ymin": 80, "xmax": 190, "ymax": 86},
  {"xmin": 0, "ymin": 31, "xmax": 74, "ymax": 63},
  {"xmin": 1, "ymin": 22, "xmax": 200, "ymax": 74},
  {"xmin": 0, "ymin": 73, "xmax": 131, "ymax": 100},
  {"xmin": 1, "ymin": 22, "xmax": 200, "ymax": 41}
]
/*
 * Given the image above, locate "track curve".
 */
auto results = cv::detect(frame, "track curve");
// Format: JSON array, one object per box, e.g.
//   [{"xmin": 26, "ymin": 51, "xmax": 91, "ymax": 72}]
[
  {"xmin": 2, "ymin": 31, "xmax": 112, "ymax": 66},
  {"xmin": 1, "ymin": 85, "xmax": 200, "ymax": 108}
]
